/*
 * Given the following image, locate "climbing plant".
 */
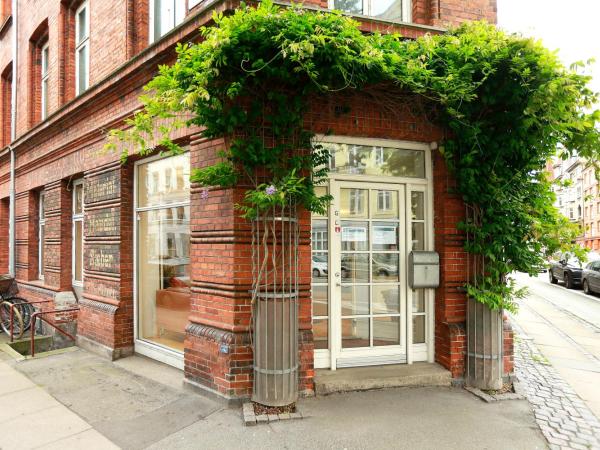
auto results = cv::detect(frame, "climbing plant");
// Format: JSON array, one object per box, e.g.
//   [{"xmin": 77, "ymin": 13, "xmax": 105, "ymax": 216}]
[{"xmin": 107, "ymin": 1, "xmax": 600, "ymax": 312}]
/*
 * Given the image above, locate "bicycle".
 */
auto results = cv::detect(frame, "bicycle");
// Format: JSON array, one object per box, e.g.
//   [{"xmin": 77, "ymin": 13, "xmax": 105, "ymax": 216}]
[{"xmin": 0, "ymin": 276, "xmax": 35, "ymax": 340}]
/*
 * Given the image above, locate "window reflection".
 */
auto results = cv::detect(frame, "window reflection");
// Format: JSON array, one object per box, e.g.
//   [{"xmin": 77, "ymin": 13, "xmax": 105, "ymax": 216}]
[{"xmin": 324, "ymin": 143, "xmax": 425, "ymax": 178}]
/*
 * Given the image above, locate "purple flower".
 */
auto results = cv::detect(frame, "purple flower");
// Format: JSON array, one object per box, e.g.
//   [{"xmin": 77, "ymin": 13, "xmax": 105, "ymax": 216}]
[
  {"xmin": 265, "ymin": 185, "xmax": 277, "ymax": 196},
  {"xmin": 200, "ymin": 189, "xmax": 209, "ymax": 200}
]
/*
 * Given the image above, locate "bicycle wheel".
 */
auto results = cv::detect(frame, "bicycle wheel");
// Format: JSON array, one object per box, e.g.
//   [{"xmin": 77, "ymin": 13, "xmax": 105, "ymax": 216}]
[
  {"xmin": 7, "ymin": 297, "xmax": 35, "ymax": 332},
  {"xmin": 0, "ymin": 301, "xmax": 25, "ymax": 339}
]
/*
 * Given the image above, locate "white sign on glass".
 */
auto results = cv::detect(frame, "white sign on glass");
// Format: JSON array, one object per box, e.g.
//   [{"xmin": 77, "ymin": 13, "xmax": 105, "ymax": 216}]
[
  {"xmin": 373, "ymin": 226, "xmax": 397, "ymax": 245},
  {"xmin": 342, "ymin": 227, "xmax": 367, "ymax": 242}
]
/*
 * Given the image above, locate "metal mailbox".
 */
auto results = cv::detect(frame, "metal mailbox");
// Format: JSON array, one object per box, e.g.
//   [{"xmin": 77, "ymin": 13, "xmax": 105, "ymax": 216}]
[{"xmin": 408, "ymin": 251, "xmax": 440, "ymax": 289}]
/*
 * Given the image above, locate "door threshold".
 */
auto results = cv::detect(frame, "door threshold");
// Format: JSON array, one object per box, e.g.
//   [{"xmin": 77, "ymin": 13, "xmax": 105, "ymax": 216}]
[{"xmin": 314, "ymin": 362, "xmax": 451, "ymax": 395}]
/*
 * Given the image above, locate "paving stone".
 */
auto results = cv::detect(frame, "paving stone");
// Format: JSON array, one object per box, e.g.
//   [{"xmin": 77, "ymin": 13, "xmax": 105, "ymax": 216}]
[{"xmin": 514, "ymin": 332, "xmax": 600, "ymax": 450}]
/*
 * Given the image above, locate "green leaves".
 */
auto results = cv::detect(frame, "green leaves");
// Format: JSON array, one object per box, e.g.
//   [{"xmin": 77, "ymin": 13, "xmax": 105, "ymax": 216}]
[{"xmin": 106, "ymin": 3, "xmax": 600, "ymax": 312}]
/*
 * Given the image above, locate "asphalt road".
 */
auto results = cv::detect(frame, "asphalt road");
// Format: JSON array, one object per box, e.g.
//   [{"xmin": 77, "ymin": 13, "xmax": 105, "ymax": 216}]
[{"xmin": 513, "ymin": 271, "xmax": 600, "ymax": 419}]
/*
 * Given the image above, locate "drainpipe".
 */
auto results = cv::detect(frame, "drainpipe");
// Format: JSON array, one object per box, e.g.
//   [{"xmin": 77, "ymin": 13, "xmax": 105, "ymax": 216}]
[{"xmin": 8, "ymin": 0, "xmax": 18, "ymax": 277}]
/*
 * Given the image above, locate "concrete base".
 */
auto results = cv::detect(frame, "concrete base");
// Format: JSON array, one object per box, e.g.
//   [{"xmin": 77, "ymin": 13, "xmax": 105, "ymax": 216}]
[
  {"xmin": 183, "ymin": 377, "xmax": 249, "ymax": 407},
  {"xmin": 314, "ymin": 362, "xmax": 452, "ymax": 395},
  {"xmin": 76, "ymin": 335, "xmax": 133, "ymax": 361}
]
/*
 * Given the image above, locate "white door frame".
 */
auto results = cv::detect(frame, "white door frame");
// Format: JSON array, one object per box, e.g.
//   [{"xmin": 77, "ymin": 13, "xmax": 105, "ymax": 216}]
[{"xmin": 312, "ymin": 136, "xmax": 436, "ymax": 370}]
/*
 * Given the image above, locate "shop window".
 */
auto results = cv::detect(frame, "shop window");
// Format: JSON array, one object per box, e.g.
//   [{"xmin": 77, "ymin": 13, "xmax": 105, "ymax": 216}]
[
  {"xmin": 0, "ymin": 62, "xmax": 11, "ymax": 147},
  {"xmin": 38, "ymin": 191, "xmax": 46, "ymax": 280},
  {"xmin": 136, "ymin": 154, "xmax": 191, "ymax": 355},
  {"xmin": 150, "ymin": 0, "xmax": 185, "ymax": 43},
  {"xmin": 329, "ymin": 0, "xmax": 411, "ymax": 22},
  {"xmin": 72, "ymin": 180, "xmax": 84, "ymax": 286},
  {"xmin": 75, "ymin": 1, "xmax": 89, "ymax": 95}
]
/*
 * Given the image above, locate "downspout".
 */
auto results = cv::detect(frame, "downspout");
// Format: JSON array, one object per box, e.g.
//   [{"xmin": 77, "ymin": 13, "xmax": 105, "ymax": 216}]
[{"xmin": 8, "ymin": 0, "xmax": 17, "ymax": 277}]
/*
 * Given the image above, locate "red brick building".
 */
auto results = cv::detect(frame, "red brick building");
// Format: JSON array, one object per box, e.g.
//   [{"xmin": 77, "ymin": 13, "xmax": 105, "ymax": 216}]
[{"xmin": 0, "ymin": 0, "xmax": 510, "ymax": 402}]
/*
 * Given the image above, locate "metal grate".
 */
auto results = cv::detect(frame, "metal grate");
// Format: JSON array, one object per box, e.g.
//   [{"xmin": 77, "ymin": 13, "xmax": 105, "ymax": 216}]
[{"xmin": 251, "ymin": 201, "xmax": 299, "ymax": 406}]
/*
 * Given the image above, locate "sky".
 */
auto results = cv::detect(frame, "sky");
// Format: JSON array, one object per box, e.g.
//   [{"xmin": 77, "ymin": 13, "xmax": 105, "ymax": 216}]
[{"xmin": 497, "ymin": 0, "xmax": 600, "ymax": 96}]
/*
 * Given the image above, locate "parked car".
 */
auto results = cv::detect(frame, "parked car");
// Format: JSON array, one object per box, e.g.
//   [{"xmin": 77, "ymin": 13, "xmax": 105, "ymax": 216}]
[
  {"xmin": 312, "ymin": 254, "xmax": 328, "ymax": 279},
  {"xmin": 548, "ymin": 251, "xmax": 600, "ymax": 289},
  {"xmin": 581, "ymin": 258, "xmax": 600, "ymax": 294}
]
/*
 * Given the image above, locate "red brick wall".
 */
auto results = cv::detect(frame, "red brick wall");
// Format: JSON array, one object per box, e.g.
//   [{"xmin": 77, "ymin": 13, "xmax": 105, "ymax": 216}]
[
  {"xmin": 0, "ymin": 196, "xmax": 8, "ymax": 273},
  {"xmin": 430, "ymin": 0, "xmax": 497, "ymax": 27},
  {"xmin": 503, "ymin": 314, "xmax": 514, "ymax": 376}
]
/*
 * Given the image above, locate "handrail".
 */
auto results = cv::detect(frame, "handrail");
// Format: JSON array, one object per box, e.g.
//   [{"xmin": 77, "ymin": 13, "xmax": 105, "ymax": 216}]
[
  {"xmin": 30, "ymin": 308, "xmax": 79, "ymax": 357},
  {"xmin": 9, "ymin": 300, "xmax": 52, "ymax": 342}
]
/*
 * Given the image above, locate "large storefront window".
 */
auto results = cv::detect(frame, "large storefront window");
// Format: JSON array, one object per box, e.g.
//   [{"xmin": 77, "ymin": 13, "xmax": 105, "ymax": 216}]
[{"xmin": 136, "ymin": 154, "xmax": 190, "ymax": 355}]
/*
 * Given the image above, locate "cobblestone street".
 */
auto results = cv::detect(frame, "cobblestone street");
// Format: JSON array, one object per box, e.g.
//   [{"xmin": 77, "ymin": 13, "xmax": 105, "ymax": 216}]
[{"xmin": 514, "ymin": 326, "xmax": 600, "ymax": 450}]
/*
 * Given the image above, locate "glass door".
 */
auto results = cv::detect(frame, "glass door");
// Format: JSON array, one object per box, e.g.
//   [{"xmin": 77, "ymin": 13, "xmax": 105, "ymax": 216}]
[{"xmin": 331, "ymin": 181, "xmax": 407, "ymax": 368}]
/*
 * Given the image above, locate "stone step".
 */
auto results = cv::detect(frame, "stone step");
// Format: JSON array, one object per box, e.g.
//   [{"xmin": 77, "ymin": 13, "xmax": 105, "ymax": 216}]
[{"xmin": 314, "ymin": 362, "xmax": 452, "ymax": 395}]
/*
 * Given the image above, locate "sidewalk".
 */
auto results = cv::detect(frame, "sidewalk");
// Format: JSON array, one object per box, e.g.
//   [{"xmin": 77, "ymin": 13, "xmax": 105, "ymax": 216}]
[
  {"xmin": 0, "ymin": 347, "xmax": 547, "ymax": 450},
  {"xmin": 0, "ymin": 352, "xmax": 118, "ymax": 449}
]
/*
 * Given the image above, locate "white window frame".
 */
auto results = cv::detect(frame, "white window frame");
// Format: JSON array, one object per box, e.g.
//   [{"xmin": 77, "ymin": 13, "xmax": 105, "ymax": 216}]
[
  {"xmin": 38, "ymin": 191, "xmax": 46, "ymax": 280},
  {"xmin": 40, "ymin": 43, "xmax": 49, "ymax": 120},
  {"xmin": 328, "ymin": 0, "xmax": 412, "ymax": 22},
  {"xmin": 75, "ymin": 1, "xmax": 90, "ymax": 95},
  {"xmin": 72, "ymin": 179, "xmax": 84, "ymax": 287},
  {"xmin": 149, "ymin": 0, "xmax": 186, "ymax": 43}
]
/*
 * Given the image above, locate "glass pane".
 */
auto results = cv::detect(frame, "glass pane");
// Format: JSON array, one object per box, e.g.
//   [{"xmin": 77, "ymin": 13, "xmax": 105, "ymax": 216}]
[
  {"xmin": 341, "ymin": 285, "xmax": 369, "ymax": 316},
  {"xmin": 412, "ymin": 222, "xmax": 425, "ymax": 250},
  {"xmin": 342, "ymin": 318, "xmax": 369, "ymax": 348},
  {"xmin": 373, "ymin": 285, "xmax": 399, "ymax": 314},
  {"xmin": 42, "ymin": 79, "xmax": 48, "ymax": 118},
  {"xmin": 312, "ymin": 253, "xmax": 328, "ymax": 283},
  {"xmin": 372, "ymin": 0, "xmax": 403, "ymax": 20},
  {"xmin": 326, "ymin": 143, "xmax": 425, "ymax": 178},
  {"xmin": 77, "ymin": 46, "xmax": 87, "ymax": 93},
  {"xmin": 373, "ymin": 316, "xmax": 400, "ymax": 346},
  {"xmin": 372, "ymin": 253, "xmax": 399, "ymax": 282},
  {"xmin": 42, "ymin": 47, "xmax": 49, "ymax": 75},
  {"xmin": 312, "ymin": 284, "xmax": 328, "ymax": 317},
  {"xmin": 312, "ymin": 186, "xmax": 328, "ymax": 217},
  {"xmin": 411, "ymin": 192, "xmax": 425, "ymax": 220},
  {"xmin": 74, "ymin": 221, "xmax": 83, "ymax": 282},
  {"xmin": 312, "ymin": 219, "xmax": 328, "ymax": 251},
  {"xmin": 74, "ymin": 184, "xmax": 84, "ymax": 215},
  {"xmin": 39, "ymin": 224, "xmax": 45, "ymax": 278},
  {"xmin": 341, "ymin": 253, "xmax": 369, "ymax": 282},
  {"xmin": 412, "ymin": 290, "xmax": 425, "ymax": 313},
  {"xmin": 341, "ymin": 221, "xmax": 368, "ymax": 251},
  {"xmin": 413, "ymin": 315, "xmax": 426, "ymax": 344},
  {"xmin": 372, "ymin": 222, "xmax": 398, "ymax": 251},
  {"xmin": 77, "ymin": 7, "xmax": 87, "ymax": 43},
  {"xmin": 138, "ymin": 206, "xmax": 191, "ymax": 353},
  {"xmin": 39, "ymin": 193, "xmax": 45, "ymax": 217},
  {"xmin": 333, "ymin": 0, "xmax": 363, "ymax": 14},
  {"xmin": 137, "ymin": 153, "xmax": 190, "ymax": 207},
  {"xmin": 371, "ymin": 190, "xmax": 398, "ymax": 219},
  {"xmin": 340, "ymin": 188, "xmax": 367, "ymax": 218},
  {"xmin": 314, "ymin": 318, "xmax": 328, "ymax": 350}
]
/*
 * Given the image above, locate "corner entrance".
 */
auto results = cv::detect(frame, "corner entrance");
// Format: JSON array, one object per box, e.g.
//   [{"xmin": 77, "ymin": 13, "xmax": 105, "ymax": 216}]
[{"xmin": 312, "ymin": 137, "xmax": 434, "ymax": 370}]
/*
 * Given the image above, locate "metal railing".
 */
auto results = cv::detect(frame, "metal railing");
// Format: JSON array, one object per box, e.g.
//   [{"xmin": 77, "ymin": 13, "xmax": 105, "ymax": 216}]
[
  {"xmin": 30, "ymin": 308, "xmax": 79, "ymax": 357},
  {"xmin": 8, "ymin": 300, "xmax": 52, "ymax": 342}
]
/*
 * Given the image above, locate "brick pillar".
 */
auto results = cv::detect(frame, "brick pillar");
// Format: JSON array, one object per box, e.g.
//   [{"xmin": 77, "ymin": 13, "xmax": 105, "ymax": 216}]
[
  {"xmin": 184, "ymin": 135, "xmax": 315, "ymax": 401},
  {"xmin": 77, "ymin": 162, "xmax": 134, "ymax": 359},
  {"xmin": 432, "ymin": 150, "xmax": 468, "ymax": 379},
  {"xmin": 503, "ymin": 315, "xmax": 514, "ymax": 377},
  {"xmin": 42, "ymin": 180, "xmax": 72, "ymax": 291}
]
